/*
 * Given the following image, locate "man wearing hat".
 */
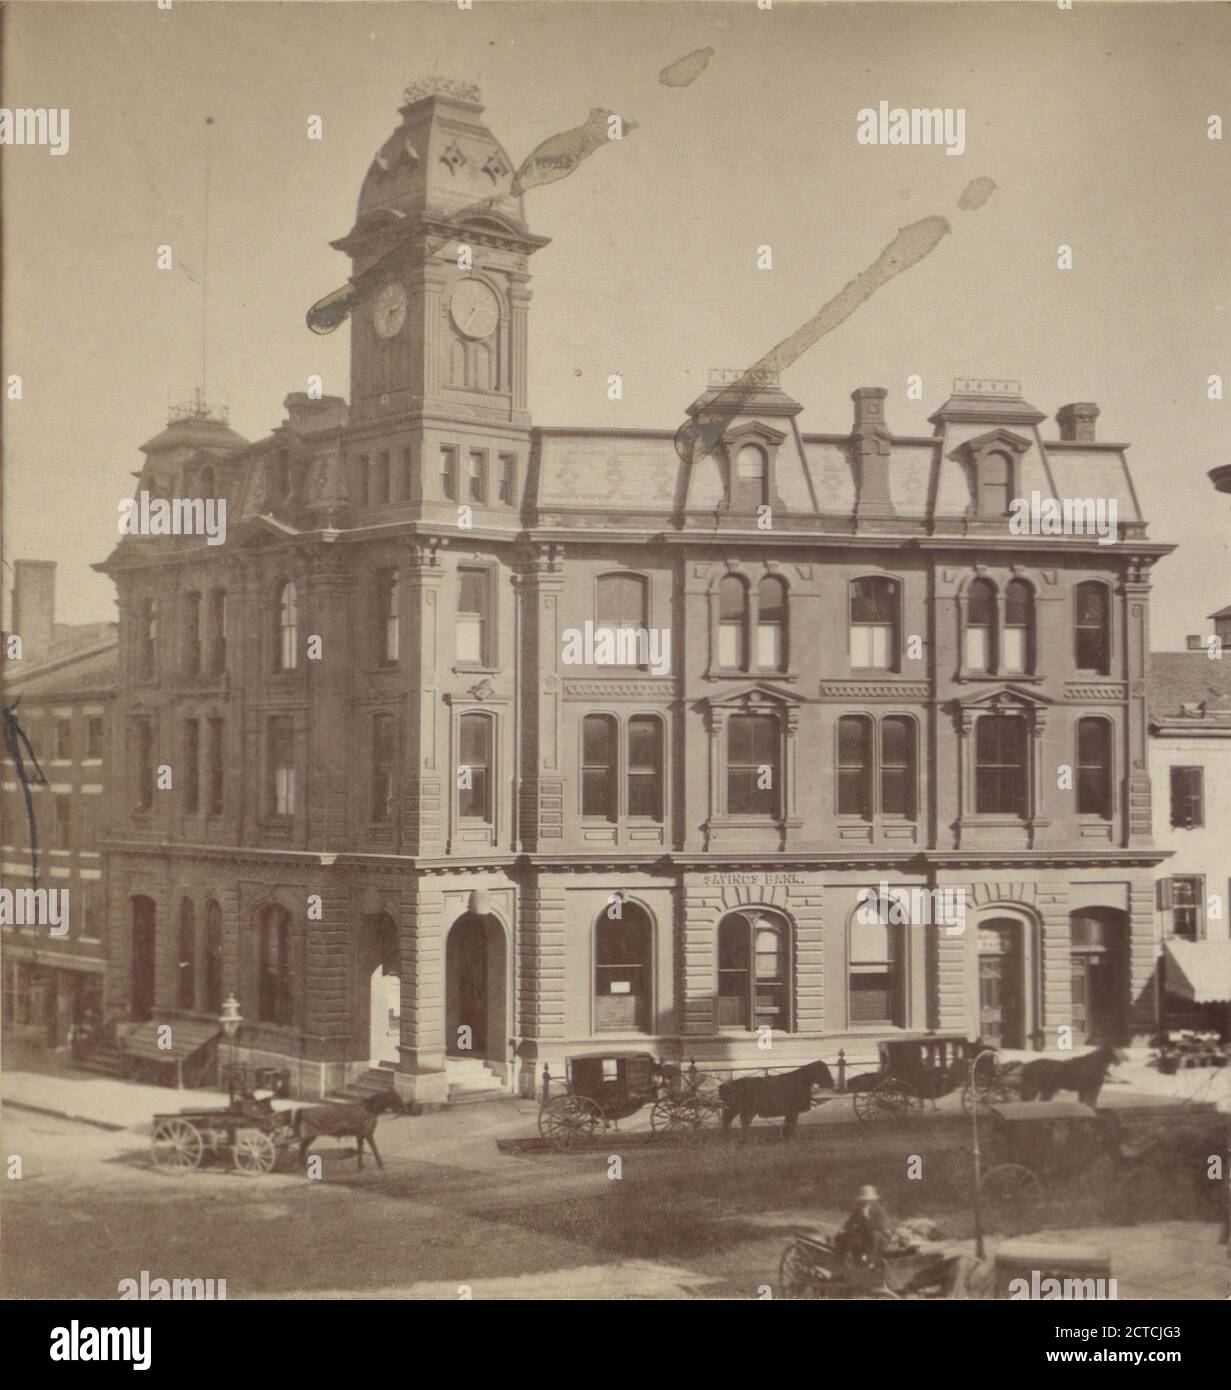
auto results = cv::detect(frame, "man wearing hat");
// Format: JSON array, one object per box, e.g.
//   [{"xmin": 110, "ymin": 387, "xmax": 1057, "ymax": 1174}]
[{"xmin": 835, "ymin": 1185, "xmax": 892, "ymax": 1266}]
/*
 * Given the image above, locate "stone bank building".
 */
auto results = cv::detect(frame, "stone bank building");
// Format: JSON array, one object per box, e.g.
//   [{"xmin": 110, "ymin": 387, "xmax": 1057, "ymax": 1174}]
[{"xmin": 97, "ymin": 80, "xmax": 1173, "ymax": 1103}]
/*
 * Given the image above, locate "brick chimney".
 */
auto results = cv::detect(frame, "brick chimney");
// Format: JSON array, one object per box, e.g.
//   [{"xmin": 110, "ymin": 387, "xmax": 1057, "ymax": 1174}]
[
  {"xmin": 1056, "ymin": 402, "xmax": 1099, "ymax": 443},
  {"xmin": 851, "ymin": 387, "xmax": 895, "ymax": 519},
  {"xmin": 12, "ymin": 559, "xmax": 56, "ymax": 657}
]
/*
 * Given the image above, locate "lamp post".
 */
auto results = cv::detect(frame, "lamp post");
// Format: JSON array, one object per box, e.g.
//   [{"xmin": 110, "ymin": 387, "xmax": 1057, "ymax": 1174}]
[
  {"xmin": 220, "ymin": 994, "xmax": 242, "ymax": 1106},
  {"xmin": 969, "ymin": 1047, "xmax": 998, "ymax": 1262}
]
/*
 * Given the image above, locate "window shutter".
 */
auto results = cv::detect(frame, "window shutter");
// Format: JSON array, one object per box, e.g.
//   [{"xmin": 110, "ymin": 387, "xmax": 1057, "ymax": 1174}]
[{"xmin": 1156, "ymin": 877, "xmax": 1172, "ymax": 911}]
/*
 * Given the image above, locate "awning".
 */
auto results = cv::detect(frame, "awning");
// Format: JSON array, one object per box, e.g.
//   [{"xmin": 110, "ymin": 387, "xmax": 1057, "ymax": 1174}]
[{"xmin": 1164, "ymin": 938, "xmax": 1231, "ymax": 1004}]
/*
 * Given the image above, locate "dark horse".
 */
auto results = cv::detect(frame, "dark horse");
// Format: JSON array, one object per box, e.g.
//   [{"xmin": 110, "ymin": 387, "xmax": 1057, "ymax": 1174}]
[
  {"xmin": 293, "ymin": 1089, "xmax": 404, "ymax": 1170},
  {"xmin": 1019, "ymin": 1045, "xmax": 1124, "ymax": 1108},
  {"xmin": 718, "ymin": 1059, "xmax": 835, "ymax": 1139}
]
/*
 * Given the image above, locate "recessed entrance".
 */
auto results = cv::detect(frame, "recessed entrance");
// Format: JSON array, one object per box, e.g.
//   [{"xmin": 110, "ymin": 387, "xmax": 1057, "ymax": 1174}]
[
  {"xmin": 445, "ymin": 912, "xmax": 506, "ymax": 1061},
  {"xmin": 977, "ymin": 918, "xmax": 1026, "ymax": 1049},
  {"xmin": 360, "ymin": 912, "xmax": 400, "ymax": 1066},
  {"xmin": 130, "ymin": 896, "xmax": 156, "ymax": 1023},
  {"xmin": 1070, "ymin": 909, "xmax": 1127, "ymax": 1045}
]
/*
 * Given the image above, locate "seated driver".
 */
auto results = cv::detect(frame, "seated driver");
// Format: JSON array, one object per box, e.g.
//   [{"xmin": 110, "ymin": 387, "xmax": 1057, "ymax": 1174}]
[{"xmin": 835, "ymin": 1185, "xmax": 892, "ymax": 1266}]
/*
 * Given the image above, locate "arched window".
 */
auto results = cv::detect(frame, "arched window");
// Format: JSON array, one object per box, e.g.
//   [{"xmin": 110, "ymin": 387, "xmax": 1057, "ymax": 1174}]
[
  {"xmin": 849, "ymin": 907, "xmax": 905, "ymax": 1026},
  {"xmin": 273, "ymin": 449, "xmax": 291, "ymax": 501},
  {"xmin": 1075, "ymin": 581, "xmax": 1110, "ymax": 674},
  {"xmin": 276, "ymin": 581, "xmax": 298, "ymax": 671},
  {"xmin": 375, "ymin": 569, "xmax": 399, "ymax": 666},
  {"xmin": 627, "ymin": 715, "xmax": 663, "ymax": 820},
  {"xmin": 757, "ymin": 575, "xmax": 786, "ymax": 671},
  {"xmin": 727, "ymin": 714, "xmax": 778, "ymax": 816},
  {"xmin": 837, "ymin": 715, "xmax": 873, "ymax": 819},
  {"xmin": 258, "ymin": 905, "xmax": 294, "ymax": 1025},
  {"xmin": 203, "ymin": 900, "xmax": 223, "ymax": 1016},
  {"xmin": 139, "ymin": 596, "xmax": 158, "ymax": 679},
  {"xmin": 717, "ymin": 911, "xmax": 789, "ymax": 1031},
  {"xmin": 976, "ymin": 450, "xmax": 1011, "ymax": 516},
  {"xmin": 717, "ymin": 576, "xmax": 748, "ymax": 670},
  {"xmin": 581, "ymin": 714, "xmax": 617, "ymax": 820},
  {"xmin": 849, "ymin": 578, "xmax": 898, "ymax": 670},
  {"xmin": 975, "ymin": 715, "xmax": 1027, "ymax": 817},
  {"xmin": 372, "ymin": 713, "xmax": 396, "ymax": 823},
  {"xmin": 734, "ymin": 443, "xmax": 768, "ymax": 508},
  {"xmin": 458, "ymin": 713, "xmax": 492, "ymax": 823},
  {"xmin": 596, "ymin": 573, "xmax": 648, "ymax": 631},
  {"xmin": 373, "ymin": 452, "xmax": 391, "ymax": 505},
  {"xmin": 881, "ymin": 716, "xmax": 916, "ymax": 819},
  {"xmin": 964, "ymin": 578, "xmax": 996, "ymax": 673},
  {"xmin": 594, "ymin": 903, "xmax": 652, "ymax": 1033},
  {"xmin": 197, "ymin": 465, "xmax": 216, "ymax": 499},
  {"xmin": 1076, "ymin": 717, "xmax": 1112, "ymax": 819},
  {"xmin": 177, "ymin": 899, "xmax": 196, "ymax": 1011},
  {"xmin": 1003, "ymin": 579, "xmax": 1034, "ymax": 674}
]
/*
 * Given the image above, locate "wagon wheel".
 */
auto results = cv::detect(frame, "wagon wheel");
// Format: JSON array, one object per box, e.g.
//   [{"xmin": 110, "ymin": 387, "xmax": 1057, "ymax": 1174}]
[
  {"xmin": 650, "ymin": 1095, "xmax": 722, "ymax": 1137},
  {"xmin": 961, "ymin": 1066, "xmax": 1017, "ymax": 1116},
  {"xmin": 151, "ymin": 1118, "xmax": 204, "ymax": 1171},
  {"xmin": 232, "ymin": 1129, "xmax": 278, "ymax": 1176},
  {"xmin": 982, "ymin": 1163, "xmax": 1044, "ymax": 1235},
  {"xmin": 778, "ymin": 1242, "xmax": 822, "ymax": 1299},
  {"xmin": 853, "ymin": 1078, "xmax": 922, "ymax": 1127},
  {"xmin": 538, "ymin": 1094, "xmax": 604, "ymax": 1151}
]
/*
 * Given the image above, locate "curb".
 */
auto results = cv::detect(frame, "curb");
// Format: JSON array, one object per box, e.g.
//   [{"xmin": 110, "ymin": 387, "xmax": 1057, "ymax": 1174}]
[{"xmin": 2, "ymin": 1098, "xmax": 129, "ymax": 1133}]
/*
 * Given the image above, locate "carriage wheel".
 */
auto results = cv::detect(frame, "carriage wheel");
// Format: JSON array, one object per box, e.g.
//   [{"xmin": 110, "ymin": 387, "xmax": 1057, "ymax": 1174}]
[
  {"xmin": 232, "ymin": 1129, "xmax": 278, "ymax": 1176},
  {"xmin": 982, "ymin": 1164, "xmax": 1044, "ymax": 1235},
  {"xmin": 151, "ymin": 1119, "xmax": 204, "ymax": 1171},
  {"xmin": 650, "ymin": 1095, "xmax": 722, "ymax": 1137},
  {"xmin": 853, "ymin": 1078, "xmax": 921, "ymax": 1127},
  {"xmin": 778, "ymin": 1242, "xmax": 818, "ymax": 1299},
  {"xmin": 961, "ymin": 1067, "xmax": 1017, "ymax": 1116},
  {"xmin": 538, "ymin": 1095, "xmax": 604, "ymax": 1151}
]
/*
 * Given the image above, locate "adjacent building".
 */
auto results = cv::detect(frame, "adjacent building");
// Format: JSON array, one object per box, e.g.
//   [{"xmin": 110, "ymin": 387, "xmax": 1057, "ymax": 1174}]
[
  {"xmin": 95, "ymin": 79, "xmax": 1175, "ymax": 1104},
  {"xmin": 1149, "ymin": 628, "xmax": 1231, "ymax": 1038},
  {"xmin": 2, "ymin": 561, "xmax": 117, "ymax": 1049}
]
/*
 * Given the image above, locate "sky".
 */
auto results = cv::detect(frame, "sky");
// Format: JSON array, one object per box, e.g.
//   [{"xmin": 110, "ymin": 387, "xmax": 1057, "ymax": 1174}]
[{"xmin": 3, "ymin": 0, "xmax": 1228, "ymax": 647}]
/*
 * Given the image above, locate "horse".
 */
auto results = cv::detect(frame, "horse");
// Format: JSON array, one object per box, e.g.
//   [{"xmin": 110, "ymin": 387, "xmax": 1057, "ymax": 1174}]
[
  {"xmin": 293, "ymin": 1089, "xmax": 404, "ymax": 1170},
  {"xmin": 1019, "ymin": 1045, "xmax": 1124, "ymax": 1108},
  {"xmin": 718, "ymin": 1059, "xmax": 835, "ymax": 1139}
]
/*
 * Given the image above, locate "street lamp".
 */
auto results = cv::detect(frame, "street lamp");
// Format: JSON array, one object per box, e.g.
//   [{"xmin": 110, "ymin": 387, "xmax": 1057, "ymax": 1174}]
[
  {"xmin": 220, "ymin": 994, "xmax": 242, "ymax": 1106},
  {"xmin": 969, "ymin": 1047, "xmax": 998, "ymax": 1262}
]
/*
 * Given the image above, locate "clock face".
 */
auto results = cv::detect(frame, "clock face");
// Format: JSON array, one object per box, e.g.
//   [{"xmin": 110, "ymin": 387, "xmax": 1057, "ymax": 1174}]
[
  {"xmin": 372, "ymin": 281, "xmax": 407, "ymax": 339},
  {"xmin": 449, "ymin": 279, "xmax": 500, "ymax": 340}
]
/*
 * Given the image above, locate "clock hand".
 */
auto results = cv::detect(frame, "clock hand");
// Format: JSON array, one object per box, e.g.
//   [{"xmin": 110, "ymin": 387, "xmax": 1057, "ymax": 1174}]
[{"xmin": 464, "ymin": 307, "xmax": 480, "ymax": 331}]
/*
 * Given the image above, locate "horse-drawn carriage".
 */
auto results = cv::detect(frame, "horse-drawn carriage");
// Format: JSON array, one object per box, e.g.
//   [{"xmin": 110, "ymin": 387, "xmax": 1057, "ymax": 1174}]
[
  {"xmin": 778, "ymin": 1230, "xmax": 976, "ymax": 1300},
  {"xmin": 978, "ymin": 1100, "xmax": 1135, "ymax": 1235},
  {"xmin": 150, "ymin": 1094, "xmax": 296, "ymax": 1176},
  {"xmin": 846, "ymin": 1034, "xmax": 1015, "ymax": 1126},
  {"xmin": 537, "ymin": 1051, "xmax": 723, "ymax": 1149}
]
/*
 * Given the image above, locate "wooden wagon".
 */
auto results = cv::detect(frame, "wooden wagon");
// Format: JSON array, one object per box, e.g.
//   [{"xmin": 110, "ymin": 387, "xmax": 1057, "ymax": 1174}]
[{"xmin": 150, "ymin": 1094, "xmax": 296, "ymax": 1176}]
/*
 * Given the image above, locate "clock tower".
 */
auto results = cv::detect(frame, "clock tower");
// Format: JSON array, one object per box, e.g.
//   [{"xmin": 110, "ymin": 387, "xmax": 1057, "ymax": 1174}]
[{"xmin": 331, "ymin": 78, "xmax": 550, "ymax": 439}]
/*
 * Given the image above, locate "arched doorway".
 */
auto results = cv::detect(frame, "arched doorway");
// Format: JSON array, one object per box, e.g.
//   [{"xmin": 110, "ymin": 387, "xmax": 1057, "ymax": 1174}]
[
  {"xmin": 717, "ymin": 910, "xmax": 791, "ymax": 1032},
  {"xmin": 445, "ymin": 912, "xmax": 506, "ymax": 1060},
  {"xmin": 977, "ymin": 917, "xmax": 1028, "ymax": 1048},
  {"xmin": 1070, "ymin": 909, "xmax": 1127, "ymax": 1045},
  {"xmin": 131, "ymin": 897, "xmax": 156, "ymax": 1022},
  {"xmin": 360, "ymin": 913, "xmax": 400, "ymax": 1066}
]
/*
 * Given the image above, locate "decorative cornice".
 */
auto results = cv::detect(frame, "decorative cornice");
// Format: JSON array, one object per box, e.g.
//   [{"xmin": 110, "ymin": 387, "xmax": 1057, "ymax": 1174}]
[
  {"xmin": 818, "ymin": 681, "xmax": 930, "ymax": 700},
  {"xmin": 562, "ymin": 679, "xmax": 677, "ymax": 700}
]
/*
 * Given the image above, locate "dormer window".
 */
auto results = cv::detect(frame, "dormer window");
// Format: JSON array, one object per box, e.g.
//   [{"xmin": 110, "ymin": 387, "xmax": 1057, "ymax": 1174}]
[
  {"xmin": 735, "ymin": 444, "xmax": 768, "ymax": 508},
  {"xmin": 977, "ymin": 450, "xmax": 1011, "ymax": 516}
]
